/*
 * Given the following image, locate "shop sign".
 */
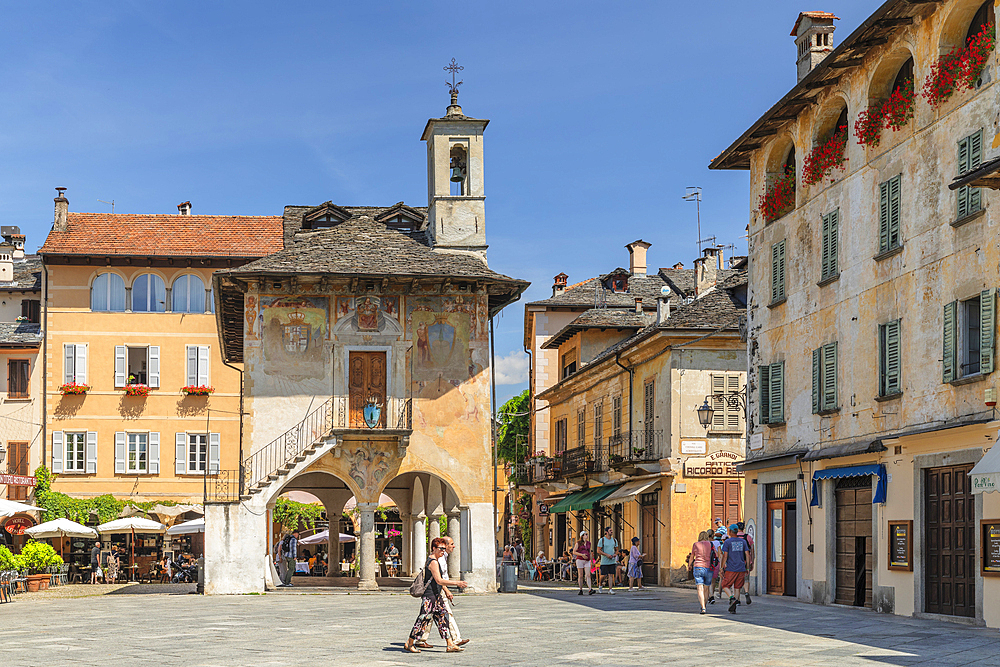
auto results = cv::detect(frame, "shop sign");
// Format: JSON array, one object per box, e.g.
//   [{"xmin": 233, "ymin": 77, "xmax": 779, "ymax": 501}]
[
  {"xmin": 971, "ymin": 473, "xmax": 998, "ymax": 494},
  {"xmin": 3, "ymin": 515, "xmax": 36, "ymax": 535},
  {"xmin": 0, "ymin": 473, "xmax": 35, "ymax": 487},
  {"xmin": 887, "ymin": 520, "xmax": 912, "ymax": 571},
  {"xmin": 981, "ymin": 520, "xmax": 1000, "ymax": 576},
  {"xmin": 537, "ymin": 502, "xmax": 550, "ymax": 516},
  {"xmin": 749, "ymin": 433, "xmax": 764, "ymax": 451},
  {"xmin": 683, "ymin": 450, "xmax": 743, "ymax": 477}
]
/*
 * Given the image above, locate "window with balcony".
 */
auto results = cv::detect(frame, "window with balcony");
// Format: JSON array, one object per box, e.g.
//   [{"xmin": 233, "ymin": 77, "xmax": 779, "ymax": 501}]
[
  {"xmin": 554, "ymin": 418, "xmax": 567, "ymax": 454},
  {"xmin": 577, "ymin": 408, "xmax": 586, "ymax": 447}
]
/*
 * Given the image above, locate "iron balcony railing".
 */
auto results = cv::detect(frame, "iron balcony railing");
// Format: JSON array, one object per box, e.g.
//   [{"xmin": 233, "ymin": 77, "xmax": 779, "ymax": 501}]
[
  {"xmin": 242, "ymin": 397, "xmax": 335, "ymax": 493},
  {"xmin": 607, "ymin": 430, "xmax": 661, "ymax": 466},
  {"xmin": 331, "ymin": 396, "xmax": 413, "ymax": 431}
]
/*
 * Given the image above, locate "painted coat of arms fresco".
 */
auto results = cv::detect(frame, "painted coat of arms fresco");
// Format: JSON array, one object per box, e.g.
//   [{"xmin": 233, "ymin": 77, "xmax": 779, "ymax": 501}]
[
  {"xmin": 408, "ymin": 297, "xmax": 472, "ymax": 382},
  {"xmin": 261, "ymin": 296, "xmax": 327, "ymax": 378}
]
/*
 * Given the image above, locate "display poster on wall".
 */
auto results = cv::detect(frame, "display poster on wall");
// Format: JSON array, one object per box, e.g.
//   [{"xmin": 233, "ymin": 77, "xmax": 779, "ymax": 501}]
[
  {"xmin": 887, "ymin": 520, "xmax": 913, "ymax": 571},
  {"xmin": 981, "ymin": 520, "xmax": 1000, "ymax": 576}
]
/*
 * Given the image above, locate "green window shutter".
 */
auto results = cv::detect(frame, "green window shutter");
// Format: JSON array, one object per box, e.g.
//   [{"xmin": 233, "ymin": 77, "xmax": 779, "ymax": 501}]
[
  {"xmin": 771, "ymin": 243, "xmax": 779, "ymax": 302},
  {"xmin": 969, "ymin": 130, "xmax": 983, "ymax": 214},
  {"xmin": 888, "ymin": 175, "xmax": 901, "ymax": 249},
  {"xmin": 823, "ymin": 342, "xmax": 838, "ymax": 410},
  {"xmin": 884, "ymin": 320, "xmax": 901, "ymax": 395},
  {"xmin": 943, "ymin": 300, "xmax": 958, "ymax": 383},
  {"xmin": 981, "ymin": 288, "xmax": 995, "ymax": 374},
  {"xmin": 771, "ymin": 241, "xmax": 785, "ymax": 302},
  {"xmin": 812, "ymin": 348, "xmax": 821, "ymax": 414},
  {"xmin": 769, "ymin": 362, "xmax": 784, "ymax": 423},
  {"xmin": 879, "ymin": 180, "xmax": 890, "ymax": 252},
  {"xmin": 958, "ymin": 136, "xmax": 970, "ymax": 219},
  {"xmin": 759, "ymin": 365, "xmax": 770, "ymax": 425},
  {"xmin": 828, "ymin": 209, "xmax": 839, "ymax": 276},
  {"xmin": 777, "ymin": 240, "xmax": 786, "ymax": 300},
  {"xmin": 820, "ymin": 213, "xmax": 830, "ymax": 280}
]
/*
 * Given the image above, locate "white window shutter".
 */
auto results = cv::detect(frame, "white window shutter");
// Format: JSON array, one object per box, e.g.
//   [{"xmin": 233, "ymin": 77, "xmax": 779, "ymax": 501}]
[
  {"xmin": 209, "ymin": 433, "xmax": 220, "ymax": 474},
  {"xmin": 148, "ymin": 346, "xmax": 160, "ymax": 388},
  {"xmin": 86, "ymin": 431, "xmax": 98, "ymax": 474},
  {"xmin": 63, "ymin": 344, "xmax": 75, "ymax": 384},
  {"xmin": 52, "ymin": 431, "xmax": 64, "ymax": 473},
  {"xmin": 198, "ymin": 346, "xmax": 210, "ymax": 386},
  {"xmin": 149, "ymin": 432, "xmax": 160, "ymax": 474},
  {"xmin": 186, "ymin": 346, "xmax": 198, "ymax": 386},
  {"xmin": 76, "ymin": 344, "xmax": 88, "ymax": 385},
  {"xmin": 175, "ymin": 433, "xmax": 187, "ymax": 475},
  {"xmin": 115, "ymin": 345, "xmax": 127, "ymax": 387},
  {"xmin": 114, "ymin": 431, "xmax": 126, "ymax": 474}
]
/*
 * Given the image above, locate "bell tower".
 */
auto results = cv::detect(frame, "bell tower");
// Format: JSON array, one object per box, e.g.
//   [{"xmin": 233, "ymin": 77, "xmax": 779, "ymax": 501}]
[{"xmin": 421, "ymin": 59, "xmax": 489, "ymax": 262}]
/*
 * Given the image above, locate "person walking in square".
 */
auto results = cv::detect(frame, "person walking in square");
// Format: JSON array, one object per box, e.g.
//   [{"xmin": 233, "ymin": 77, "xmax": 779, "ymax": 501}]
[
  {"xmin": 282, "ymin": 531, "xmax": 298, "ymax": 587},
  {"xmin": 415, "ymin": 536, "xmax": 469, "ymax": 649},
  {"xmin": 404, "ymin": 537, "xmax": 468, "ymax": 654},
  {"xmin": 572, "ymin": 531, "xmax": 594, "ymax": 595},
  {"xmin": 720, "ymin": 524, "xmax": 753, "ymax": 614},
  {"xmin": 688, "ymin": 531, "xmax": 716, "ymax": 613},
  {"xmin": 596, "ymin": 527, "xmax": 619, "ymax": 594},
  {"xmin": 627, "ymin": 537, "xmax": 645, "ymax": 591},
  {"xmin": 736, "ymin": 521, "xmax": 755, "ymax": 606}
]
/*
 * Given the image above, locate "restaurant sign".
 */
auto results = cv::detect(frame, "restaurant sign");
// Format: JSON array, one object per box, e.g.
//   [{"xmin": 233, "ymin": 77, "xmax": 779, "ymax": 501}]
[
  {"xmin": 683, "ymin": 451, "xmax": 744, "ymax": 478},
  {"xmin": 0, "ymin": 473, "xmax": 36, "ymax": 487},
  {"xmin": 3, "ymin": 515, "xmax": 36, "ymax": 535}
]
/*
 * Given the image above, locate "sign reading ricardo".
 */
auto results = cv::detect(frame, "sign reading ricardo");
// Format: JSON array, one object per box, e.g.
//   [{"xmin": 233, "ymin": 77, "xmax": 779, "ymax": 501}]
[{"xmin": 684, "ymin": 450, "xmax": 744, "ymax": 478}]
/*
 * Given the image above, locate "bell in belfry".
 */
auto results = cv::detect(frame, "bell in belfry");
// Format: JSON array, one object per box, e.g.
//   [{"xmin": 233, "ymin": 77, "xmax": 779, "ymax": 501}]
[{"xmin": 450, "ymin": 156, "xmax": 467, "ymax": 182}]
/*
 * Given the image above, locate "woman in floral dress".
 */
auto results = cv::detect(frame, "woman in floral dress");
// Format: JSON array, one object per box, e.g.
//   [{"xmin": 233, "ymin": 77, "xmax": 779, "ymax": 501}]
[{"xmin": 404, "ymin": 538, "xmax": 468, "ymax": 654}]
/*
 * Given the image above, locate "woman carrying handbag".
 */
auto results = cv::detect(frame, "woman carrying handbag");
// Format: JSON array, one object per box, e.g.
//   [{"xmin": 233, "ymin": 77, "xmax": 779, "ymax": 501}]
[
  {"xmin": 571, "ymin": 531, "xmax": 594, "ymax": 595},
  {"xmin": 404, "ymin": 538, "xmax": 468, "ymax": 654}
]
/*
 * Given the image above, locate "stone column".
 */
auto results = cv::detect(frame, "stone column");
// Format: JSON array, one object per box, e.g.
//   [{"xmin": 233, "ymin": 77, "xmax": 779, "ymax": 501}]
[
  {"xmin": 400, "ymin": 513, "xmax": 412, "ymax": 576},
  {"xmin": 447, "ymin": 511, "xmax": 461, "ymax": 579},
  {"xmin": 429, "ymin": 513, "xmax": 442, "ymax": 542},
  {"xmin": 356, "ymin": 502, "xmax": 379, "ymax": 591},
  {"xmin": 459, "ymin": 505, "xmax": 472, "ymax": 577},
  {"xmin": 412, "ymin": 515, "xmax": 426, "ymax": 573}
]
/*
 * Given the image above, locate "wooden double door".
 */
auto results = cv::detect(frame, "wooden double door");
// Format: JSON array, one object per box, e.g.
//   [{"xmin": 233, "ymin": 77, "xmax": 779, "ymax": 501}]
[
  {"xmin": 348, "ymin": 351, "xmax": 386, "ymax": 428},
  {"xmin": 925, "ymin": 464, "xmax": 975, "ymax": 617},
  {"xmin": 712, "ymin": 479, "xmax": 741, "ymax": 527},
  {"xmin": 835, "ymin": 478, "xmax": 872, "ymax": 607}
]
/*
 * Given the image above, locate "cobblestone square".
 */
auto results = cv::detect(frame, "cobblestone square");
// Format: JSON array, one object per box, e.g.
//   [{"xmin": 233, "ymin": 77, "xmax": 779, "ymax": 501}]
[{"xmin": 3, "ymin": 583, "xmax": 999, "ymax": 666}]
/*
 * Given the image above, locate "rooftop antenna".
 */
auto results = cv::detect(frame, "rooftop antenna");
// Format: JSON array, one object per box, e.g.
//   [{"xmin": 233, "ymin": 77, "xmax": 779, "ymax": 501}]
[
  {"xmin": 98, "ymin": 199, "xmax": 115, "ymax": 213},
  {"xmin": 683, "ymin": 187, "xmax": 703, "ymax": 253}
]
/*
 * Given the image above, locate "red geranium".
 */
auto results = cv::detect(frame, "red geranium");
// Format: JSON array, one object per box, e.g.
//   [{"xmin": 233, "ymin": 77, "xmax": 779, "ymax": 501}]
[
  {"xmin": 802, "ymin": 125, "xmax": 848, "ymax": 186},
  {"xmin": 759, "ymin": 167, "xmax": 796, "ymax": 222},
  {"xmin": 855, "ymin": 79, "xmax": 913, "ymax": 148},
  {"xmin": 923, "ymin": 23, "xmax": 996, "ymax": 108}
]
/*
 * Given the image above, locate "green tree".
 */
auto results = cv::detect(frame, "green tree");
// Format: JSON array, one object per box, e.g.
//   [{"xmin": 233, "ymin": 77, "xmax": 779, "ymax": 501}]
[{"xmin": 496, "ymin": 389, "xmax": 530, "ymax": 464}]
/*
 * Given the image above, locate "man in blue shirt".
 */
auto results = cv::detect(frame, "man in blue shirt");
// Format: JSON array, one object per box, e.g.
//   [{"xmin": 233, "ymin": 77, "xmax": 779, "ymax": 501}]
[{"xmin": 720, "ymin": 524, "xmax": 752, "ymax": 614}]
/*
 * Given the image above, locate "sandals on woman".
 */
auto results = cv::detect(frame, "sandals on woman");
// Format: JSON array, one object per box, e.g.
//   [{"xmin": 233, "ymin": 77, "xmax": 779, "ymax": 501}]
[
  {"xmin": 446, "ymin": 646, "xmax": 464, "ymax": 653},
  {"xmin": 404, "ymin": 644, "xmax": 421, "ymax": 654}
]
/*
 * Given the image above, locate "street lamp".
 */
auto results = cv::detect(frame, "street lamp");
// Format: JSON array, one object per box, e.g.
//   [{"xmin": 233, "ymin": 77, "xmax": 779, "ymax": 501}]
[
  {"xmin": 698, "ymin": 387, "xmax": 748, "ymax": 429},
  {"xmin": 697, "ymin": 399, "xmax": 714, "ymax": 427}
]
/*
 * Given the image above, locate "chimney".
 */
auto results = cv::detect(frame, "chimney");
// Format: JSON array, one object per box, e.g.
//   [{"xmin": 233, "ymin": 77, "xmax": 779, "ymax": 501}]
[
  {"xmin": 634, "ymin": 297, "xmax": 643, "ymax": 314},
  {"xmin": 792, "ymin": 12, "xmax": 838, "ymax": 83},
  {"xmin": 703, "ymin": 245, "xmax": 723, "ymax": 271},
  {"xmin": 177, "ymin": 201, "xmax": 192, "ymax": 215},
  {"xmin": 657, "ymin": 288, "xmax": 671, "ymax": 325},
  {"xmin": 672, "ymin": 262, "xmax": 684, "ymax": 270},
  {"xmin": 552, "ymin": 272, "xmax": 568, "ymax": 297},
  {"xmin": 626, "ymin": 240, "xmax": 651, "ymax": 276},
  {"xmin": 694, "ymin": 251, "xmax": 717, "ymax": 299},
  {"xmin": 53, "ymin": 187, "xmax": 69, "ymax": 232}
]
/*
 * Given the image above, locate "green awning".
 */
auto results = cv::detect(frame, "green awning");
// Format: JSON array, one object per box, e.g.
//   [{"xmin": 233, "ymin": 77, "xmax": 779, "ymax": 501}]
[{"xmin": 547, "ymin": 485, "xmax": 622, "ymax": 513}]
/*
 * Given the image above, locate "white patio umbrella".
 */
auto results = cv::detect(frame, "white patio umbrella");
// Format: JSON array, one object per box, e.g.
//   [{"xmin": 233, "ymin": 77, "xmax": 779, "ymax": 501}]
[
  {"xmin": 165, "ymin": 518, "xmax": 204, "ymax": 536},
  {"xmin": 0, "ymin": 498, "xmax": 44, "ymax": 518},
  {"xmin": 25, "ymin": 518, "xmax": 98, "ymax": 557},
  {"xmin": 299, "ymin": 530, "xmax": 356, "ymax": 545},
  {"xmin": 98, "ymin": 517, "xmax": 166, "ymax": 580}
]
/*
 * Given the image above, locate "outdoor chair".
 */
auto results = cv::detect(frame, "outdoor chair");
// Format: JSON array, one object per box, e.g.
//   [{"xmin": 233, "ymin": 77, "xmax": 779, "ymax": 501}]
[
  {"xmin": 12, "ymin": 571, "xmax": 27, "ymax": 594},
  {"xmin": 60, "ymin": 564, "xmax": 69, "ymax": 586},
  {"xmin": 0, "ymin": 571, "xmax": 13, "ymax": 603}
]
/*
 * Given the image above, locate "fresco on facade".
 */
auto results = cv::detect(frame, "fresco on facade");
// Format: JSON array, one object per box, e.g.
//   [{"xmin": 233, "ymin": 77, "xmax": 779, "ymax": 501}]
[
  {"xmin": 407, "ymin": 296, "xmax": 472, "ymax": 382},
  {"xmin": 261, "ymin": 296, "xmax": 327, "ymax": 378},
  {"xmin": 333, "ymin": 295, "xmax": 403, "ymax": 335}
]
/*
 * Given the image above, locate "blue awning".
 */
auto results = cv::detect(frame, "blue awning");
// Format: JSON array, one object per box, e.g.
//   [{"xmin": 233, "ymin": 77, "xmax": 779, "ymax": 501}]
[{"xmin": 810, "ymin": 464, "xmax": 887, "ymax": 506}]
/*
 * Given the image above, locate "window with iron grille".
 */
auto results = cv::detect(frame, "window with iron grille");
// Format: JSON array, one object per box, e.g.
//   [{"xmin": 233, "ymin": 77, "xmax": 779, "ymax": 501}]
[
  {"xmin": 7, "ymin": 359, "xmax": 29, "ymax": 398},
  {"xmin": 577, "ymin": 408, "xmax": 586, "ymax": 447},
  {"xmin": 765, "ymin": 481, "xmax": 796, "ymax": 500},
  {"xmin": 710, "ymin": 374, "xmax": 742, "ymax": 432}
]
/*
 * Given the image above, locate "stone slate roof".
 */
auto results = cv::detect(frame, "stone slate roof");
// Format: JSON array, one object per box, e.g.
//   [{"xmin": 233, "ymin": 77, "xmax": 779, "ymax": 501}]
[
  {"xmin": 0, "ymin": 256, "xmax": 41, "ymax": 291},
  {"xmin": 39, "ymin": 213, "xmax": 284, "ymax": 258},
  {"xmin": 541, "ymin": 307, "xmax": 654, "ymax": 350},
  {"xmin": 528, "ymin": 267, "xmax": 738, "ymax": 307},
  {"xmin": 717, "ymin": 269, "xmax": 748, "ymax": 290},
  {"xmin": 0, "ymin": 322, "xmax": 42, "ymax": 346},
  {"xmin": 280, "ymin": 203, "xmax": 429, "ymax": 247}
]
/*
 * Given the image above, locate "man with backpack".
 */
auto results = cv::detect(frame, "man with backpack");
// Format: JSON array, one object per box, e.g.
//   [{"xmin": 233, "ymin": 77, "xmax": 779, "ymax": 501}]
[
  {"xmin": 720, "ymin": 524, "xmax": 753, "ymax": 614},
  {"xmin": 280, "ymin": 531, "xmax": 298, "ymax": 587}
]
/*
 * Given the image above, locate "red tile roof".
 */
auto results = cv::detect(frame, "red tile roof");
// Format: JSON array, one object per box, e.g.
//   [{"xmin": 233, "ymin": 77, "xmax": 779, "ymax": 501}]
[
  {"xmin": 39, "ymin": 212, "xmax": 284, "ymax": 258},
  {"xmin": 790, "ymin": 11, "xmax": 839, "ymax": 36}
]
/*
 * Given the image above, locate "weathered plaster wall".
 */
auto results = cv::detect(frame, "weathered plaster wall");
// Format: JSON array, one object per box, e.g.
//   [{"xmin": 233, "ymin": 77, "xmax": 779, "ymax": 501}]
[{"xmin": 527, "ymin": 307, "xmax": 579, "ymax": 456}]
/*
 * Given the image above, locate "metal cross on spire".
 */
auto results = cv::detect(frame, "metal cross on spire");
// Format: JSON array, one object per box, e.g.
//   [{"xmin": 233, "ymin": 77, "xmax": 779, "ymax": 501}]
[{"xmin": 444, "ymin": 58, "xmax": 464, "ymax": 102}]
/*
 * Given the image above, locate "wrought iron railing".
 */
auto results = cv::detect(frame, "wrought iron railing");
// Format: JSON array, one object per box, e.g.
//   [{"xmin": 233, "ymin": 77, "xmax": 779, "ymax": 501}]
[
  {"xmin": 607, "ymin": 430, "xmax": 661, "ymax": 466},
  {"xmin": 330, "ymin": 396, "xmax": 413, "ymax": 431},
  {"xmin": 207, "ymin": 469, "xmax": 241, "ymax": 503}
]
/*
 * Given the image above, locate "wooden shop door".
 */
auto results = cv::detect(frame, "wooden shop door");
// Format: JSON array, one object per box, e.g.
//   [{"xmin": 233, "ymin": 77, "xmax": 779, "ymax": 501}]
[
  {"xmin": 766, "ymin": 500, "xmax": 786, "ymax": 595},
  {"xmin": 835, "ymin": 477, "xmax": 873, "ymax": 607},
  {"xmin": 6, "ymin": 441, "xmax": 28, "ymax": 501},
  {"xmin": 348, "ymin": 351, "xmax": 386, "ymax": 428},
  {"xmin": 925, "ymin": 464, "xmax": 975, "ymax": 617}
]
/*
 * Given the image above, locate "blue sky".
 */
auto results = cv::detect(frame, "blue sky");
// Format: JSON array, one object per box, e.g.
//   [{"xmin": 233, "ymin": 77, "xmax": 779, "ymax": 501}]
[{"xmin": 0, "ymin": 1, "xmax": 876, "ymax": 404}]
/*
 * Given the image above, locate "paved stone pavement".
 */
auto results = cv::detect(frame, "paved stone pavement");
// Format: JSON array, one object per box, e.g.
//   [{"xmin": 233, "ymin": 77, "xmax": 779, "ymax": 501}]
[{"xmin": 3, "ymin": 582, "xmax": 999, "ymax": 666}]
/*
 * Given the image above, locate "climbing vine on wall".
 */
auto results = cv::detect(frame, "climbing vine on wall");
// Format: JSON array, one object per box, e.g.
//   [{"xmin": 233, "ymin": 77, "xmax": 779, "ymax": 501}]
[
  {"xmin": 274, "ymin": 497, "xmax": 325, "ymax": 530},
  {"xmin": 33, "ymin": 466, "xmax": 177, "ymax": 524}
]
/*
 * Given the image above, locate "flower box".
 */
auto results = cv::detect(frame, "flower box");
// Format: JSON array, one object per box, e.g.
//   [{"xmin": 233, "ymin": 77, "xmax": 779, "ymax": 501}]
[
  {"xmin": 759, "ymin": 169, "xmax": 796, "ymax": 222},
  {"xmin": 124, "ymin": 384, "xmax": 150, "ymax": 396},
  {"xmin": 923, "ymin": 23, "xmax": 995, "ymax": 108},
  {"xmin": 59, "ymin": 382, "xmax": 91, "ymax": 395},
  {"xmin": 802, "ymin": 126, "xmax": 848, "ymax": 186},
  {"xmin": 854, "ymin": 79, "xmax": 914, "ymax": 148},
  {"xmin": 14, "ymin": 316, "xmax": 28, "ymax": 323},
  {"xmin": 181, "ymin": 385, "xmax": 215, "ymax": 396}
]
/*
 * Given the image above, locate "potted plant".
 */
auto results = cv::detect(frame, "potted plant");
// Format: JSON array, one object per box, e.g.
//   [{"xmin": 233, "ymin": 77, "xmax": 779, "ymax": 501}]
[
  {"xmin": 0, "ymin": 545, "xmax": 16, "ymax": 571},
  {"xmin": 16, "ymin": 540, "xmax": 63, "ymax": 592},
  {"xmin": 923, "ymin": 23, "xmax": 995, "ymax": 108},
  {"xmin": 59, "ymin": 382, "xmax": 91, "ymax": 395},
  {"xmin": 181, "ymin": 385, "xmax": 215, "ymax": 396},
  {"xmin": 609, "ymin": 454, "xmax": 625, "ymax": 465},
  {"xmin": 633, "ymin": 447, "xmax": 647, "ymax": 459}
]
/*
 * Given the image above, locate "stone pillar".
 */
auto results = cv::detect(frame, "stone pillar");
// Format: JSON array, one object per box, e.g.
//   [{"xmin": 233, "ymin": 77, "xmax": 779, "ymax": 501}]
[
  {"xmin": 429, "ymin": 513, "xmax": 442, "ymax": 542},
  {"xmin": 459, "ymin": 505, "xmax": 472, "ymax": 576},
  {"xmin": 447, "ymin": 512, "xmax": 461, "ymax": 578},
  {"xmin": 412, "ymin": 515, "xmax": 426, "ymax": 573},
  {"xmin": 400, "ymin": 513, "xmax": 412, "ymax": 576},
  {"xmin": 466, "ymin": 502, "xmax": 498, "ymax": 593},
  {"xmin": 204, "ymin": 500, "xmax": 268, "ymax": 595},
  {"xmin": 357, "ymin": 502, "xmax": 379, "ymax": 591}
]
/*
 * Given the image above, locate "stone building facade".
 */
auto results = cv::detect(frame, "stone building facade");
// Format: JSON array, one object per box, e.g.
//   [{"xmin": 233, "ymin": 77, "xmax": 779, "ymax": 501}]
[
  {"xmin": 205, "ymin": 97, "xmax": 527, "ymax": 594},
  {"xmin": 712, "ymin": 0, "xmax": 1000, "ymax": 627}
]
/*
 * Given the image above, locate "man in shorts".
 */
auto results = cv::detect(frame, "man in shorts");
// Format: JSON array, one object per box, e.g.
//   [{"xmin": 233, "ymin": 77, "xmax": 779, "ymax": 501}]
[
  {"xmin": 720, "ymin": 524, "xmax": 752, "ymax": 614},
  {"xmin": 596, "ymin": 527, "xmax": 619, "ymax": 595},
  {"xmin": 736, "ymin": 521, "xmax": 755, "ymax": 606}
]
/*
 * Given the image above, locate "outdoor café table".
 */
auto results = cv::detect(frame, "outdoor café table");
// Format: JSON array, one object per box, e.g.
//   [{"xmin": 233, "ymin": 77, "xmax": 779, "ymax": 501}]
[
  {"xmin": 340, "ymin": 561, "xmax": 349, "ymax": 573},
  {"xmin": 295, "ymin": 561, "xmax": 310, "ymax": 574}
]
